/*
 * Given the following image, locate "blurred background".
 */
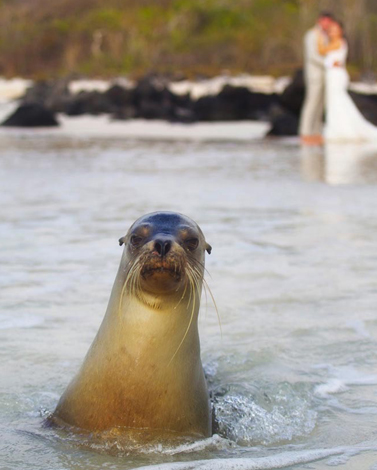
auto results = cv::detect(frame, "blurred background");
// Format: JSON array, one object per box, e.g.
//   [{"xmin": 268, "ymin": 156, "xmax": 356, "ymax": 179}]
[
  {"xmin": 3, "ymin": 1, "xmax": 377, "ymax": 470},
  {"xmin": 1, "ymin": 0, "xmax": 376, "ymax": 80}
]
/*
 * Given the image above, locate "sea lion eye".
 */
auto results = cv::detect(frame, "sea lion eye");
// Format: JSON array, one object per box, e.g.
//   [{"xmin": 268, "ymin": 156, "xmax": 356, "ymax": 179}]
[
  {"xmin": 184, "ymin": 238, "xmax": 199, "ymax": 251},
  {"xmin": 131, "ymin": 235, "xmax": 143, "ymax": 247}
]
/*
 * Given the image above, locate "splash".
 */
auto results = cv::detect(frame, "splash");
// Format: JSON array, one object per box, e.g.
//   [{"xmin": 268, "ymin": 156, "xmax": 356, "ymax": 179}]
[{"xmin": 213, "ymin": 383, "xmax": 317, "ymax": 446}]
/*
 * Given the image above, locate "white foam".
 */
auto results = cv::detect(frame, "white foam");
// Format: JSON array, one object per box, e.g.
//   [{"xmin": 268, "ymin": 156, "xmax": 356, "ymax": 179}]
[
  {"xmin": 214, "ymin": 387, "xmax": 316, "ymax": 446},
  {"xmin": 68, "ymin": 79, "xmax": 111, "ymax": 94},
  {"xmin": 0, "ymin": 77, "xmax": 32, "ymax": 100},
  {"xmin": 146, "ymin": 435, "xmax": 233, "ymax": 456},
  {"xmin": 313, "ymin": 364, "xmax": 377, "ymax": 402},
  {"xmin": 68, "ymin": 78, "xmax": 135, "ymax": 95},
  {"xmin": 133, "ymin": 446, "xmax": 367, "ymax": 470},
  {"xmin": 314, "ymin": 379, "xmax": 349, "ymax": 398},
  {"xmin": 168, "ymin": 75, "xmax": 290, "ymax": 99}
]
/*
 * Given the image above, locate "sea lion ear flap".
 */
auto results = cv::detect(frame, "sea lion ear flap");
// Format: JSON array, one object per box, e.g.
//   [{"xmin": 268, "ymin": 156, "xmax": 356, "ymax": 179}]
[
  {"xmin": 118, "ymin": 236, "xmax": 127, "ymax": 246},
  {"xmin": 205, "ymin": 243, "xmax": 212, "ymax": 255}
]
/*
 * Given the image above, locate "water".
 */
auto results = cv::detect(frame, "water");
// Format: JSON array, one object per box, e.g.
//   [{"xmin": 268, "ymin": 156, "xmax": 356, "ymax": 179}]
[{"xmin": 1, "ymin": 122, "xmax": 377, "ymax": 470}]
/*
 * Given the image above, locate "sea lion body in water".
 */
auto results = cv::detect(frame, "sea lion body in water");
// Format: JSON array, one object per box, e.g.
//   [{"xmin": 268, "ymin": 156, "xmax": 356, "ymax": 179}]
[{"xmin": 53, "ymin": 212, "xmax": 212, "ymax": 437}]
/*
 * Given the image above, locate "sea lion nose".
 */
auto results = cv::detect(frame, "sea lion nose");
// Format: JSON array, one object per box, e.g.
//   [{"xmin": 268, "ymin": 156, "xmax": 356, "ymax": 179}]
[{"xmin": 154, "ymin": 239, "xmax": 172, "ymax": 257}]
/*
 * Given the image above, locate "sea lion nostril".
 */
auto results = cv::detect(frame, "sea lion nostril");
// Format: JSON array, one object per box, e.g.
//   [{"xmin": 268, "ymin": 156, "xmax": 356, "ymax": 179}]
[
  {"xmin": 164, "ymin": 241, "xmax": 171, "ymax": 256},
  {"xmin": 155, "ymin": 240, "xmax": 163, "ymax": 255},
  {"xmin": 154, "ymin": 239, "xmax": 171, "ymax": 257}
]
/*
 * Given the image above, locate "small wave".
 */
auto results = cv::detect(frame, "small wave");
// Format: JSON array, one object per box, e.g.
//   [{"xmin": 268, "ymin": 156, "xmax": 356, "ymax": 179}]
[
  {"xmin": 313, "ymin": 364, "xmax": 377, "ymax": 399},
  {"xmin": 144, "ymin": 434, "xmax": 235, "ymax": 456},
  {"xmin": 213, "ymin": 383, "xmax": 316, "ymax": 446},
  {"xmin": 133, "ymin": 446, "xmax": 370, "ymax": 470},
  {"xmin": 44, "ymin": 426, "xmax": 235, "ymax": 458},
  {"xmin": 314, "ymin": 379, "xmax": 349, "ymax": 398}
]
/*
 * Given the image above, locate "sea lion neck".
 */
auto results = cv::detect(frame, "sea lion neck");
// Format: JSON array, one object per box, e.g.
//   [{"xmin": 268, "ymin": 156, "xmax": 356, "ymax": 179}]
[
  {"xmin": 95, "ymin": 287, "xmax": 202, "ymax": 367},
  {"xmin": 117, "ymin": 281, "xmax": 201, "ymax": 330}
]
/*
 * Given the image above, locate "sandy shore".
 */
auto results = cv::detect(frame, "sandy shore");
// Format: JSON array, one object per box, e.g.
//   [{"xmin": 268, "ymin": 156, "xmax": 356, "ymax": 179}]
[
  {"xmin": 58, "ymin": 115, "xmax": 270, "ymax": 140},
  {"xmin": 0, "ymin": 112, "xmax": 271, "ymax": 141}
]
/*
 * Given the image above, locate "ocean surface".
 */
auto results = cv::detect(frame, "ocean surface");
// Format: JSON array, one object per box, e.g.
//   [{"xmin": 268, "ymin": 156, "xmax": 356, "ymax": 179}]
[{"xmin": 1, "ymin": 118, "xmax": 377, "ymax": 470}]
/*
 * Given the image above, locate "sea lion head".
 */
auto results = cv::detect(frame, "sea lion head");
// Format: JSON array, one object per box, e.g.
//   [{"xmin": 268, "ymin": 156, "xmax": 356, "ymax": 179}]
[{"xmin": 118, "ymin": 212, "xmax": 212, "ymax": 296}]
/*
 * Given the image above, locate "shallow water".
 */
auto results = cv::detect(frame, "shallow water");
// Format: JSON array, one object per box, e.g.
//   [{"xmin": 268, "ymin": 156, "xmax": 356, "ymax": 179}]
[{"xmin": 1, "ymin": 126, "xmax": 377, "ymax": 470}]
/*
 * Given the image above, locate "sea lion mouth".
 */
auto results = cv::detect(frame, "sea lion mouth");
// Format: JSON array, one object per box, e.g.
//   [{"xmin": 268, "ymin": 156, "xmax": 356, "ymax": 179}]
[{"xmin": 140, "ymin": 257, "xmax": 183, "ymax": 282}]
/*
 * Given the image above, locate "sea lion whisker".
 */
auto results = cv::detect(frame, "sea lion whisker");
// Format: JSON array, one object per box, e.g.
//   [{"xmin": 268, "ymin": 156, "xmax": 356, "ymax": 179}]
[
  {"xmin": 169, "ymin": 272, "xmax": 197, "ymax": 366},
  {"xmin": 190, "ymin": 266, "xmax": 203, "ymax": 281},
  {"xmin": 130, "ymin": 269, "xmax": 137, "ymax": 297},
  {"xmin": 187, "ymin": 260, "xmax": 205, "ymax": 282},
  {"xmin": 174, "ymin": 279, "xmax": 188, "ymax": 310},
  {"xmin": 119, "ymin": 258, "xmax": 142, "ymax": 313},
  {"xmin": 119, "ymin": 272, "xmax": 133, "ymax": 314},
  {"xmin": 187, "ymin": 265, "xmax": 203, "ymax": 307},
  {"xmin": 188, "ymin": 255, "xmax": 211, "ymax": 279},
  {"xmin": 186, "ymin": 261, "xmax": 202, "ymax": 282},
  {"xmin": 188, "ymin": 266, "xmax": 204, "ymax": 296},
  {"xmin": 188, "ymin": 263, "xmax": 220, "ymax": 337},
  {"xmin": 202, "ymin": 277, "xmax": 222, "ymax": 338},
  {"xmin": 202, "ymin": 274, "xmax": 209, "ymax": 320},
  {"xmin": 187, "ymin": 273, "xmax": 194, "ymax": 308},
  {"xmin": 187, "ymin": 264, "xmax": 202, "ymax": 307},
  {"xmin": 127, "ymin": 264, "xmax": 137, "ymax": 297}
]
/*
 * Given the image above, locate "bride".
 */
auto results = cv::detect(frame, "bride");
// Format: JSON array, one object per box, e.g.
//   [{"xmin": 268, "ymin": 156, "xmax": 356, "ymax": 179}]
[{"xmin": 318, "ymin": 21, "xmax": 377, "ymax": 142}]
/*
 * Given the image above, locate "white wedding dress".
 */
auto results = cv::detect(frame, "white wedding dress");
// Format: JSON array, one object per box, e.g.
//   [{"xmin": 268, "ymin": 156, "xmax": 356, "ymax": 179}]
[{"xmin": 324, "ymin": 41, "xmax": 377, "ymax": 142}]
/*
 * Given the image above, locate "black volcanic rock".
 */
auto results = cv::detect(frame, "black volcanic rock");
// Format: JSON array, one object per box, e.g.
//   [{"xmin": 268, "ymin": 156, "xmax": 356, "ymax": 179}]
[
  {"xmin": 11, "ymin": 73, "xmax": 377, "ymax": 135},
  {"xmin": 194, "ymin": 85, "xmax": 277, "ymax": 121},
  {"xmin": 105, "ymin": 84, "xmax": 135, "ymax": 108},
  {"xmin": 65, "ymin": 90, "xmax": 112, "ymax": 116},
  {"xmin": 132, "ymin": 76, "xmax": 176, "ymax": 120},
  {"xmin": 266, "ymin": 105, "xmax": 298, "ymax": 136},
  {"xmin": 279, "ymin": 69, "xmax": 305, "ymax": 117},
  {"xmin": 350, "ymin": 91, "xmax": 377, "ymax": 125},
  {"xmin": 1, "ymin": 103, "xmax": 59, "ymax": 127},
  {"xmin": 23, "ymin": 79, "xmax": 71, "ymax": 113}
]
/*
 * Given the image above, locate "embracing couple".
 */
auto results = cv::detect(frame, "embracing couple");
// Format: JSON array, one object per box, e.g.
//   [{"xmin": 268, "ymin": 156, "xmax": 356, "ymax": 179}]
[{"xmin": 300, "ymin": 11, "xmax": 377, "ymax": 145}]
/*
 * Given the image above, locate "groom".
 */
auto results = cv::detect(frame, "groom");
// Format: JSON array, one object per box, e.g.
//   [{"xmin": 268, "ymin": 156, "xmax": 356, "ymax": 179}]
[{"xmin": 299, "ymin": 12, "xmax": 334, "ymax": 145}]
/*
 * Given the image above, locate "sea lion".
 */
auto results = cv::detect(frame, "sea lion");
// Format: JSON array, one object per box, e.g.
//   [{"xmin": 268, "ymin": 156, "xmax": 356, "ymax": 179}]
[{"xmin": 53, "ymin": 211, "xmax": 212, "ymax": 438}]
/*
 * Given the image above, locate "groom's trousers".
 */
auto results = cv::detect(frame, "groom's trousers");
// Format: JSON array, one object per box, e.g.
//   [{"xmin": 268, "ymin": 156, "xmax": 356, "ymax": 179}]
[{"xmin": 299, "ymin": 79, "xmax": 325, "ymax": 136}]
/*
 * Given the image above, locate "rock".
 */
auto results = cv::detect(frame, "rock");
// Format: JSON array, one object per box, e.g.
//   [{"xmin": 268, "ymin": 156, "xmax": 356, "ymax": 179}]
[
  {"xmin": 350, "ymin": 91, "xmax": 377, "ymax": 125},
  {"xmin": 169, "ymin": 92, "xmax": 195, "ymax": 123},
  {"xmin": 104, "ymin": 84, "xmax": 135, "ymax": 108},
  {"xmin": 111, "ymin": 106, "xmax": 138, "ymax": 120},
  {"xmin": 23, "ymin": 79, "xmax": 72, "ymax": 113},
  {"xmin": 279, "ymin": 69, "xmax": 305, "ymax": 116},
  {"xmin": 169, "ymin": 106, "xmax": 196, "ymax": 123},
  {"xmin": 1, "ymin": 103, "xmax": 59, "ymax": 127},
  {"xmin": 130, "ymin": 76, "xmax": 176, "ymax": 120},
  {"xmin": 194, "ymin": 85, "xmax": 277, "ymax": 121},
  {"xmin": 105, "ymin": 84, "xmax": 138, "ymax": 120},
  {"xmin": 109, "ymin": 78, "xmax": 196, "ymax": 122},
  {"xmin": 265, "ymin": 70, "xmax": 304, "ymax": 136},
  {"xmin": 65, "ymin": 90, "xmax": 111, "ymax": 116},
  {"xmin": 266, "ymin": 105, "xmax": 298, "ymax": 136},
  {"xmin": 14, "ymin": 73, "xmax": 377, "ymax": 133},
  {"xmin": 247, "ymin": 91, "xmax": 279, "ymax": 120}
]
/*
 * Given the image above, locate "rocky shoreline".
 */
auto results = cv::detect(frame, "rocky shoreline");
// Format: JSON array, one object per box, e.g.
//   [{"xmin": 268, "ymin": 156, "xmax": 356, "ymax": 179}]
[{"xmin": 2, "ymin": 72, "xmax": 377, "ymax": 136}]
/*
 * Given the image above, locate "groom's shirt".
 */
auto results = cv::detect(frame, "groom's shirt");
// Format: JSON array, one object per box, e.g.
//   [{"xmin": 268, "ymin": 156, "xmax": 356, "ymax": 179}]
[{"xmin": 304, "ymin": 26, "xmax": 326, "ymax": 82}]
